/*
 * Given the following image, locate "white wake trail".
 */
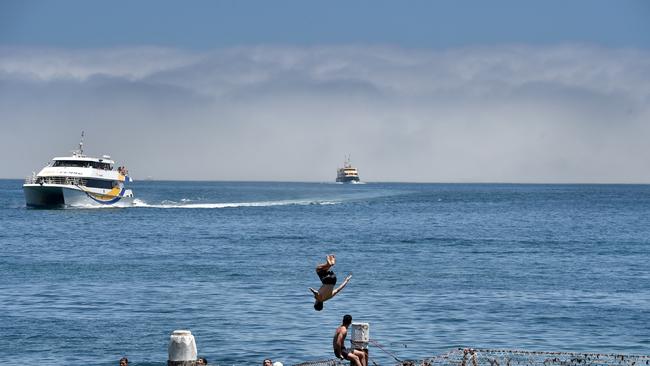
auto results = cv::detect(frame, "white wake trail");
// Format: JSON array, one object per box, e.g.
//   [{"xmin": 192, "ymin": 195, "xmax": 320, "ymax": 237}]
[{"xmin": 132, "ymin": 198, "xmax": 339, "ymax": 209}]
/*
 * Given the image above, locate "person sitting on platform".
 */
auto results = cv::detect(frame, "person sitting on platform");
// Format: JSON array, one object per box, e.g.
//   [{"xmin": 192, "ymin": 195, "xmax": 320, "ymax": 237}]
[
  {"xmin": 333, "ymin": 314, "xmax": 366, "ymax": 366},
  {"xmin": 309, "ymin": 254, "xmax": 352, "ymax": 311}
]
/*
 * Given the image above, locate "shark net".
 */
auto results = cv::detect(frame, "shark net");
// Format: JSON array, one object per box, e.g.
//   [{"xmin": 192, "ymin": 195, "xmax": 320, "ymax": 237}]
[
  {"xmin": 292, "ymin": 349, "xmax": 650, "ymax": 366},
  {"xmin": 293, "ymin": 360, "xmax": 345, "ymax": 366},
  {"xmin": 397, "ymin": 348, "xmax": 650, "ymax": 366}
]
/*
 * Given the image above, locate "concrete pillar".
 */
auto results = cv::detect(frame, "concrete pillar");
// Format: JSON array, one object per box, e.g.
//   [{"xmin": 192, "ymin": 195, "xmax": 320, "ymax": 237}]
[
  {"xmin": 350, "ymin": 322, "xmax": 369, "ymax": 350},
  {"xmin": 167, "ymin": 330, "xmax": 197, "ymax": 366},
  {"xmin": 351, "ymin": 322, "xmax": 370, "ymax": 365}
]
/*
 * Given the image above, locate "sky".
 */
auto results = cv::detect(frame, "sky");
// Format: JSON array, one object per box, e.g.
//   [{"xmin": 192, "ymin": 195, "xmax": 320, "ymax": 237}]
[{"xmin": 1, "ymin": 0, "xmax": 650, "ymax": 182}]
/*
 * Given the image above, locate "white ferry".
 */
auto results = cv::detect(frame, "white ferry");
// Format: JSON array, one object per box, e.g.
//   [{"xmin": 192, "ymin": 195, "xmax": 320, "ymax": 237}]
[
  {"xmin": 336, "ymin": 155, "xmax": 361, "ymax": 183},
  {"xmin": 23, "ymin": 134, "xmax": 134, "ymax": 208}
]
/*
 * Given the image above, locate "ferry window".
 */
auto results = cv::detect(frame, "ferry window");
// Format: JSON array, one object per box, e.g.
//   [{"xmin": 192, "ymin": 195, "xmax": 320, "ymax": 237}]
[
  {"xmin": 53, "ymin": 160, "xmax": 87, "ymax": 167},
  {"xmin": 85, "ymin": 179, "xmax": 115, "ymax": 189},
  {"xmin": 52, "ymin": 160, "xmax": 112, "ymax": 169}
]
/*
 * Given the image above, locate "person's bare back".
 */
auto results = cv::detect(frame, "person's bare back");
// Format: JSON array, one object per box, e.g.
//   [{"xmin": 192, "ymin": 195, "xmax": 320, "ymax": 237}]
[
  {"xmin": 333, "ymin": 325, "xmax": 347, "ymax": 359},
  {"xmin": 332, "ymin": 315, "xmax": 366, "ymax": 366}
]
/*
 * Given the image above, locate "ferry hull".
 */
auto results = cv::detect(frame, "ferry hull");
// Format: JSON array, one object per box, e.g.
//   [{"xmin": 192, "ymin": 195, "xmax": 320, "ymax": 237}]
[
  {"xmin": 336, "ymin": 176, "xmax": 361, "ymax": 183},
  {"xmin": 23, "ymin": 185, "xmax": 65, "ymax": 207},
  {"xmin": 24, "ymin": 184, "xmax": 133, "ymax": 208},
  {"xmin": 62, "ymin": 187, "xmax": 134, "ymax": 207}
]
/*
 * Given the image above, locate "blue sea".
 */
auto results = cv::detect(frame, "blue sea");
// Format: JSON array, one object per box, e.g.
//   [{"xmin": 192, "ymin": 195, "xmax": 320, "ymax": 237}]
[{"xmin": 1, "ymin": 180, "xmax": 649, "ymax": 366}]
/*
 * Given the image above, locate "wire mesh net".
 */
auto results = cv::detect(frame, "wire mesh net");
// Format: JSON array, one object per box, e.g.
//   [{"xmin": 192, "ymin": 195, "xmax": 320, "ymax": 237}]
[
  {"xmin": 398, "ymin": 348, "xmax": 650, "ymax": 366},
  {"xmin": 293, "ymin": 359, "xmax": 346, "ymax": 366}
]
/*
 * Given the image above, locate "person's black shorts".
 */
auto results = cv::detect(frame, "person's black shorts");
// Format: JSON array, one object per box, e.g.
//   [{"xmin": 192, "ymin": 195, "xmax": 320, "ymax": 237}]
[
  {"xmin": 341, "ymin": 348, "xmax": 350, "ymax": 360},
  {"xmin": 317, "ymin": 269, "xmax": 337, "ymax": 285}
]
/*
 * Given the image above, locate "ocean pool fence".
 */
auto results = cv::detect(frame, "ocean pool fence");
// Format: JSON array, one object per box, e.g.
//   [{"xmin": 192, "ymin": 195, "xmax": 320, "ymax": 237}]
[
  {"xmin": 292, "ymin": 360, "xmax": 346, "ymax": 366},
  {"xmin": 394, "ymin": 348, "xmax": 650, "ymax": 366},
  {"xmin": 292, "ymin": 348, "xmax": 650, "ymax": 366}
]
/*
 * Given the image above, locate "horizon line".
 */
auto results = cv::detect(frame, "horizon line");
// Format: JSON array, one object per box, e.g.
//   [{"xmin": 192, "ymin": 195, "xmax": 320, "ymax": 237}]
[{"xmin": 2, "ymin": 177, "xmax": 650, "ymax": 185}]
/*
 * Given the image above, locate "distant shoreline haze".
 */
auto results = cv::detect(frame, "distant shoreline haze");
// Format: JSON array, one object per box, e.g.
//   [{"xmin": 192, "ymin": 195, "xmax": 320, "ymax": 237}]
[{"xmin": 4, "ymin": 178, "xmax": 650, "ymax": 185}]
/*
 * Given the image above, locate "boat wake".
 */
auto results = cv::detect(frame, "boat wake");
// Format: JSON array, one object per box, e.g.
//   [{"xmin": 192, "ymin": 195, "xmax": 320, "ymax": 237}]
[{"xmin": 131, "ymin": 198, "xmax": 340, "ymax": 209}]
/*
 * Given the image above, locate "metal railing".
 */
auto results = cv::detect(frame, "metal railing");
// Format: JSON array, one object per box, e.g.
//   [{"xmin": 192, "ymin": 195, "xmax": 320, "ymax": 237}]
[{"xmin": 24, "ymin": 176, "xmax": 88, "ymax": 186}]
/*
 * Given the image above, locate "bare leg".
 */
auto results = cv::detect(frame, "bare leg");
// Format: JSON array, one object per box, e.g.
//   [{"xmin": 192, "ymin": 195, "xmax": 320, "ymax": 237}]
[
  {"xmin": 327, "ymin": 254, "xmax": 336, "ymax": 265},
  {"xmin": 346, "ymin": 353, "xmax": 362, "ymax": 366},
  {"xmin": 353, "ymin": 350, "xmax": 366, "ymax": 366},
  {"xmin": 316, "ymin": 254, "xmax": 336, "ymax": 272}
]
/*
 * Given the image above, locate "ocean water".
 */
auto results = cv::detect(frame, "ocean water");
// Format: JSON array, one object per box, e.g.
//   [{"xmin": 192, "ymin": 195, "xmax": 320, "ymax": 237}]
[{"xmin": 1, "ymin": 180, "xmax": 649, "ymax": 366}]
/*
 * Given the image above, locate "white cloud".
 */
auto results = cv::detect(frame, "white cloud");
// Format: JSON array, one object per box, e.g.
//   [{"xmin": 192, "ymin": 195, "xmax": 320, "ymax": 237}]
[{"xmin": 1, "ymin": 44, "xmax": 649, "ymax": 182}]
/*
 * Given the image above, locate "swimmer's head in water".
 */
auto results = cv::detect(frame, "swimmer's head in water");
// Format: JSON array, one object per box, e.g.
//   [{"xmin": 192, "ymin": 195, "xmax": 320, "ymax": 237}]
[{"xmin": 314, "ymin": 301, "xmax": 324, "ymax": 311}]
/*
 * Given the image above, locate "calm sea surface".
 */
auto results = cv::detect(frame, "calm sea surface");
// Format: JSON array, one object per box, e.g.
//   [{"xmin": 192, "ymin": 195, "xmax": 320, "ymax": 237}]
[{"xmin": 1, "ymin": 180, "xmax": 649, "ymax": 365}]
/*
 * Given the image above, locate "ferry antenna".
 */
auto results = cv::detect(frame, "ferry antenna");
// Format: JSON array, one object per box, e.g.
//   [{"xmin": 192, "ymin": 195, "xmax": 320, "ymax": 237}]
[{"xmin": 79, "ymin": 131, "xmax": 84, "ymax": 155}]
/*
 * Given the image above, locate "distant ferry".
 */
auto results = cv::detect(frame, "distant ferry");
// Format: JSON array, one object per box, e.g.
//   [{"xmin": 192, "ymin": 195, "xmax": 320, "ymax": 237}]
[
  {"xmin": 336, "ymin": 156, "xmax": 361, "ymax": 183},
  {"xmin": 23, "ymin": 133, "xmax": 134, "ymax": 208}
]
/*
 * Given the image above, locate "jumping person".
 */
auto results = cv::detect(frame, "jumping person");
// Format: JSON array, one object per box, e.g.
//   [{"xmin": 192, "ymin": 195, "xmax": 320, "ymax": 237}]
[
  {"xmin": 309, "ymin": 254, "xmax": 352, "ymax": 311},
  {"xmin": 333, "ymin": 314, "xmax": 367, "ymax": 366}
]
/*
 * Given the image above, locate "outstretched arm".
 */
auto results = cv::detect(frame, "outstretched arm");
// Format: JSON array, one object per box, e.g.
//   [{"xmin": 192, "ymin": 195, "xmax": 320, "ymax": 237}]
[
  {"xmin": 332, "ymin": 274, "xmax": 352, "ymax": 296},
  {"xmin": 308, "ymin": 287, "xmax": 319, "ymax": 297}
]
